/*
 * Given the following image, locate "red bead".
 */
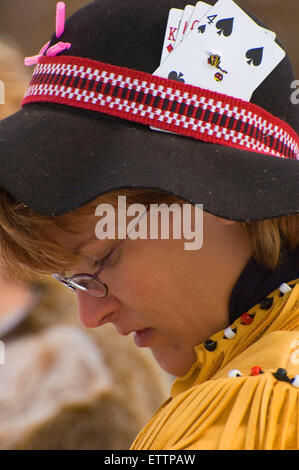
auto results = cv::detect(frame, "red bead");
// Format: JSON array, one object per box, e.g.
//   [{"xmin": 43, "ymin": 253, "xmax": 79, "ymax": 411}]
[
  {"xmin": 251, "ymin": 366, "xmax": 263, "ymax": 376},
  {"xmin": 241, "ymin": 313, "xmax": 254, "ymax": 325}
]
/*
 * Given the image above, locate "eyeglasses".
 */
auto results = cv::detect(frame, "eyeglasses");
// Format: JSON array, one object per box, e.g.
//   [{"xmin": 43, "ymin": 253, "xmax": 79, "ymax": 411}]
[{"xmin": 52, "ymin": 209, "xmax": 148, "ymax": 298}]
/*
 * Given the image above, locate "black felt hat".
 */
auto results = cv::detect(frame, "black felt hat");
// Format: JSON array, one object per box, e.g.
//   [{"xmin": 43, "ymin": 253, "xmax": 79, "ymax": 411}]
[{"xmin": 0, "ymin": 0, "xmax": 298, "ymax": 220}]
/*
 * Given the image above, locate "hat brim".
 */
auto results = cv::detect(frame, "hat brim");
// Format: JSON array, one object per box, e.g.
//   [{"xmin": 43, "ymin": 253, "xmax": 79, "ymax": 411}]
[{"xmin": 0, "ymin": 101, "xmax": 298, "ymax": 220}]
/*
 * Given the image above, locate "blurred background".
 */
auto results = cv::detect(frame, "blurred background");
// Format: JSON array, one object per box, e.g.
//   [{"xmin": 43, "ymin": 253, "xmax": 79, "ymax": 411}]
[{"xmin": 0, "ymin": 0, "xmax": 297, "ymax": 450}]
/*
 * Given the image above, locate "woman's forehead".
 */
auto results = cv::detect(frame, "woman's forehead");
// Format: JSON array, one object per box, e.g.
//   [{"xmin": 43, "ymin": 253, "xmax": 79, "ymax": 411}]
[
  {"xmin": 50, "ymin": 218, "xmax": 99, "ymax": 257},
  {"xmin": 71, "ymin": 211, "xmax": 146, "ymax": 254}
]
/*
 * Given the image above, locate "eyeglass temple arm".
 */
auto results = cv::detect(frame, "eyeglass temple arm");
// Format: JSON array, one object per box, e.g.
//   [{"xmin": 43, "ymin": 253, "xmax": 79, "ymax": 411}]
[{"xmin": 93, "ymin": 207, "xmax": 149, "ymax": 277}]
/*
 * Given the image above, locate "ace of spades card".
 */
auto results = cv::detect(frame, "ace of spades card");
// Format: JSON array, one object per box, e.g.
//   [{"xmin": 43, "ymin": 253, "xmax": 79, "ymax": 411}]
[{"xmin": 153, "ymin": 0, "xmax": 285, "ymax": 102}]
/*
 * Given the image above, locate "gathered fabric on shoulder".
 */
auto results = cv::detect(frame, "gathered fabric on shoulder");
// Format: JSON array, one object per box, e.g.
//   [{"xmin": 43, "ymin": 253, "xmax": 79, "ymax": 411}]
[{"xmin": 131, "ymin": 278, "xmax": 299, "ymax": 450}]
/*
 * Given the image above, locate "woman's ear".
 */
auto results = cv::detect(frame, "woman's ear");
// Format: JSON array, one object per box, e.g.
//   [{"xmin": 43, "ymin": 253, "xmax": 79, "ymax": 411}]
[
  {"xmin": 202, "ymin": 210, "xmax": 237, "ymax": 228},
  {"xmin": 214, "ymin": 216, "xmax": 236, "ymax": 226}
]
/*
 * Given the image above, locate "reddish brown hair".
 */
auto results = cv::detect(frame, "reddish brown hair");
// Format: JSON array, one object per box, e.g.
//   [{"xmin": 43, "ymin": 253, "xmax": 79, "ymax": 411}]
[{"xmin": 0, "ymin": 187, "xmax": 298, "ymax": 282}]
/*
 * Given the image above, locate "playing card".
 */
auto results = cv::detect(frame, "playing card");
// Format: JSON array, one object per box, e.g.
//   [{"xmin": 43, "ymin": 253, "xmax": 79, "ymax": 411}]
[
  {"xmin": 184, "ymin": 1, "xmax": 212, "ymax": 37},
  {"xmin": 184, "ymin": 2, "xmax": 276, "ymax": 44},
  {"xmin": 262, "ymin": 27, "xmax": 276, "ymax": 41},
  {"xmin": 160, "ymin": 8, "xmax": 184, "ymax": 64},
  {"xmin": 153, "ymin": 0, "xmax": 285, "ymax": 102},
  {"xmin": 152, "ymin": 3, "xmax": 208, "ymax": 134},
  {"xmin": 151, "ymin": 8, "xmax": 185, "ymax": 133},
  {"xmin": 175, "ymin": 5, "xmax": 195, "ymax": 47}
]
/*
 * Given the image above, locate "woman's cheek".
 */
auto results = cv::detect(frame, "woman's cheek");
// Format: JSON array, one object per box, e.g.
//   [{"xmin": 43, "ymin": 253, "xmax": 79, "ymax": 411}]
[{"xmin": 119, "ymin": 259, "xmax": 162, "ymax": 299}]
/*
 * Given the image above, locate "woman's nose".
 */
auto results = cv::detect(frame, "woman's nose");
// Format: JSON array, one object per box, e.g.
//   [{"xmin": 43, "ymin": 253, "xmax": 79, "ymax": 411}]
[{"xmin": 76, "ymin": 290, "xmax": 120, "ymax": 328}]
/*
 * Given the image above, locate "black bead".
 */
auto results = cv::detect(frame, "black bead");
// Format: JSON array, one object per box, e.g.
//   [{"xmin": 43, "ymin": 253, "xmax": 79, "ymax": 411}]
[
  {"xmin": 259, "ymin": 297, "xmax": 274, "ymax": 310},
  {"xmin": 272, "ymin": 368, "xmax": 292, "ymax": 383},
  {"xmin": 204, "ymin": 339, "xmax": 217, "ymax": 351}
]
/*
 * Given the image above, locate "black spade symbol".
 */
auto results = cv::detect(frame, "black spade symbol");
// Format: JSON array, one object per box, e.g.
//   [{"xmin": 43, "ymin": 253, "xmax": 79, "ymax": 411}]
[
  {"xmin": 198, "ymin": 25, "xmax": 206, "ymax": 34},
  {"xmin": 246, "ymin": 47, "xmax": 264, "ymax": 66},
  {"xmin": 216, "ymin": 17, "xmax": 234, "ymax": 37},
  {"xmin": 168, "ymin": 71, "xmax": 185, "ymax": 83}
]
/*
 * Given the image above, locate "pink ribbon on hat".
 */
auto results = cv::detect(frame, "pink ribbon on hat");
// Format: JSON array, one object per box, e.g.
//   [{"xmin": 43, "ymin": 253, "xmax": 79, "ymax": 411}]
[
  {"xmin": 24, "ymin": 1, "xmax": 71, "ymax": 66},
  {"xmin": 56, "ymin": 2, "xmax": 66, "ymax": 38}
]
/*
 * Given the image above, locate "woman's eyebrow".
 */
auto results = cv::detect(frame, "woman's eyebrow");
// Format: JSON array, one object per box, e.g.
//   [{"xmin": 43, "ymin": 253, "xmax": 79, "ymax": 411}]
[
  {"xmin": 73, "ymin": 234, "xmax": 114, "ymax": 255},
  {"xmin": 73, "ymin": 236, "xmax": 97, "ymax": 255},
  {"xmin": 74, "ymin": 237, "xmax": 118, "ymax": 258},
  {"xmin": 73, "ymin": 210, "xmax": 148, "ymax": 253}
]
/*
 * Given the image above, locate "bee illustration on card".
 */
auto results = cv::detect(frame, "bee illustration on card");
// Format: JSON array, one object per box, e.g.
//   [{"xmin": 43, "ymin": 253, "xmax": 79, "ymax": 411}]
[{"xmin": 207, "ymin": 53, "xmax": 228, "ymax": 82}]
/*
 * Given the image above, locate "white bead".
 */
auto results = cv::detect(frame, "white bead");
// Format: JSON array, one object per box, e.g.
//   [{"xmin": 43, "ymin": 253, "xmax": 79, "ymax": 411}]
[
  {"xmin": 279, "ymin": 283, "xmax": 292, "ymax": 294},
  {"xmin": 291, "ymin": 375, "xmax": 299, "ymax": 388},
  {"xmin": 224, "ymin": 327, "xmax": 236, "ymax": 339},
  {"xmin": 228, "ymin": 369, "xmax": 242, "ymax": 378}
]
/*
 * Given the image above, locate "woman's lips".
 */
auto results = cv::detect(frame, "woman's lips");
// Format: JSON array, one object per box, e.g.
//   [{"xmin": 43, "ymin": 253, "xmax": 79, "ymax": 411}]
[
  {"xmin": 97, "ymin": 317, "xmax": 154, "ymax": 347},
  {"xmin": 134, "ymin": 327, "xmax": 154, "ymax": 347}
]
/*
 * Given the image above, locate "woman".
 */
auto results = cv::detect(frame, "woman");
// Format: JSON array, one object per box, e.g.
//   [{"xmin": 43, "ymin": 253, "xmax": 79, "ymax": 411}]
[
  {"xmin": 0, "ymin": 0, "xmax": 298, "ymax": 450},
  {"xmin": 0, "ymin": 32, "xmax": 170, "ymax": 451}
]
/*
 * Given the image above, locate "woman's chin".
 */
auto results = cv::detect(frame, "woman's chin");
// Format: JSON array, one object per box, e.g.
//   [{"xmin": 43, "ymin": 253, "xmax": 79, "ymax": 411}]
[{"xmin": 150, "ymin": 347, "xmax": 197, "ymax": 377}]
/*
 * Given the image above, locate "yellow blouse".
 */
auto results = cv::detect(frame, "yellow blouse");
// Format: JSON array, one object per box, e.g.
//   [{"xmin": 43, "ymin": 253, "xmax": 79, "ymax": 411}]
[{"xmin": 131, "ymin": 278, "xmax": 299, "ymax": 450}]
